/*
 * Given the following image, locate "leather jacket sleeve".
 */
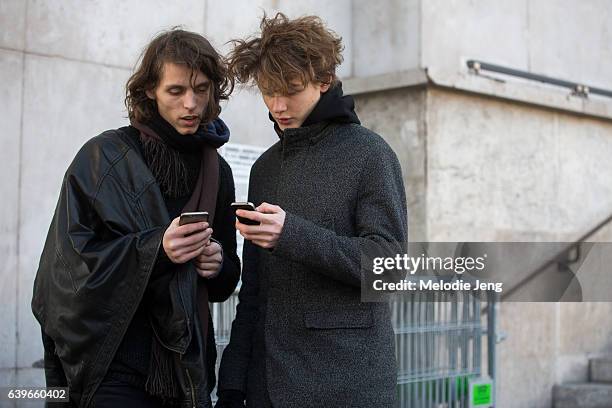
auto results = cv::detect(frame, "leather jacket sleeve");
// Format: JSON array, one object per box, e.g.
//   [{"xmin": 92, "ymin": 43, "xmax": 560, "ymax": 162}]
[
  {"xmin": 41, "ymin": 328, "xmax": 68, "ymax": 385},
  {"xmin": 32, "ymin": 135, "xmax": 170, "ymax": 400},
  {"xmin": 41, "ymin": 329, "xmax": 77, "ymax": 407}
]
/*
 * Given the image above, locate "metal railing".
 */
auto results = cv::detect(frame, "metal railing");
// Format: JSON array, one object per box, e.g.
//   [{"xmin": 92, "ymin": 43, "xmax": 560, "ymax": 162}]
[
  {"xmin": 211, "ymin": 288, "xmax": 497, "ymax": 408},
  {"xmin": 500, "ymin": 212, "xmax": 612, "ymax": 301},
  {"xmin": 467, "ymin": 59, "xmax": 612, "ymax": 99},
  {"xmin": 392, "ymin": 290, "xmax": 495, "ymax": 407}
]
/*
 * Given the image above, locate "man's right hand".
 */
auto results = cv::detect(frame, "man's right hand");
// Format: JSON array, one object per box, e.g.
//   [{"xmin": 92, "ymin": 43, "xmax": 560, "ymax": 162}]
[{"xmin": 162, "ymin": 217, "xmax": 212, "ymax": 264}]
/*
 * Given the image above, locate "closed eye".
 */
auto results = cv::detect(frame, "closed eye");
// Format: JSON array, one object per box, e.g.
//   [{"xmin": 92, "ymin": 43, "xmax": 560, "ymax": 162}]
[
  {"xmin": 196, "ymin": 84, "xmax": 210, "ymax": 93},
  {"xmin": 167, "ymin": 86, "xmax": 184, "ymax": 96}
]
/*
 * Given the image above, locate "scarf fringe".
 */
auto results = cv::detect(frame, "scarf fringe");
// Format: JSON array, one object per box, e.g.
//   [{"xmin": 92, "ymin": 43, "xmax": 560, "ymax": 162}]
[
  {"xmin": 140, "ymin": 136, "xmax": 190, "ymax": 198},
  {"xmin": 145, "ymin": 337, "xmax": 180, "ymax": 403}
]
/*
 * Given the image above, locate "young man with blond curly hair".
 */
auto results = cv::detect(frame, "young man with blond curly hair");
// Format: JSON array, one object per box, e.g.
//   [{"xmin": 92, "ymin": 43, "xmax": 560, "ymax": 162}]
[{"xmin": 216, "ymin": 13, "xmax": 407, "ymax": 408}]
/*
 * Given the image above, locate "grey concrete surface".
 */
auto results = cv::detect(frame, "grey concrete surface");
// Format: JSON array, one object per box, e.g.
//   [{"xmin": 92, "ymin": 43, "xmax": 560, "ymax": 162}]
[
  {"xmin": 558, "ymin": 354, "xmax": 591, "ymax": 384},
  {"xmin": 0, "ymin": 0, "xmax": 26, "ymax": 51},
  {"xmin": 204, "ymin": 0, "xmax": 270, "ymax": 51},
  {"xmin": 421, "ymin": 0, "xmax": 612, "ymax": 91},
  {"xmin": 426, "ymin": 89, "xmax": 559, "ymax": 241},
  {"xmin": 218, "ymin": 87, "xmax": 275, "ymax": 148},
  {"xmin": 0, "ymin": 50, "xmax": 22, "ymax": 371},
  {"xmin": 554, "ymin": 382, "xmax": 612, "ymax": 408},
  {"xmin": 591, "ymin": 358, "xmax": 612, "ymax": 383},
  {"xmin": 352, "ymin": 0, "xmax": 420, "ymax": 78},
  {"xmin": 528, "ymin": 0, "xmax": 612, "ymax": 91},
  {"xmin": 497, "ymin": 303, "xmax": 557, "ymax": 408},
  {"xmin": 425, "ymin": 89, "xmax": 612, "ymax": 243},
  {"xmin": 559, "ymin": 304, "xmax": 612, "ymax": 358},
  {"xmin": 0, "ymin": 368, "xmax": 17, "ymax": 387},
  {"xmin": 422, "ymin": 0, "xmax": 530, "ymax": 80},
  {"xmin": 25, "ymin": 0, "xmax": 205, "ymax": 68},
  {"xmin": 15, "ymin": 367, "xmax": 45, "ymax": 390},
  {"xmin": 17, "ymin": 54, "xmax": 131, "ymax": 368},
  {"xmin": 354, "ymin": 87, "xmax": 427, "ymax": 242},
  {"xmin": 343, "ymin": 68, "xmax": 428, "ymax": 96}
]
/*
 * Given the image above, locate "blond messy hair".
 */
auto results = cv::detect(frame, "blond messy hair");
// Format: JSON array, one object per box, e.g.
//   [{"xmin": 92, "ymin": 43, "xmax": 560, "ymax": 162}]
[{"xmin": 227, "ymin": 13, "xmax": 343, "ymax": 95}]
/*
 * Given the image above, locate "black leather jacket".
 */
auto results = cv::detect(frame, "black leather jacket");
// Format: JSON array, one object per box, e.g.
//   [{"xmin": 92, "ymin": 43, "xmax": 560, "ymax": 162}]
[{"xmin": 32, "ymin": 128, "xmax": 240, "ymax": 407}]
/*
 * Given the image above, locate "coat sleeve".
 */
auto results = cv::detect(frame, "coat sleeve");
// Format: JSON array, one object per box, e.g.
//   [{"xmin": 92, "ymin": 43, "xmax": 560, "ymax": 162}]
[
  {"xmin": 217, "ymin": 238, "xmax": 259, "ymax": 394},
  {"xmin": 53, "ymin": 142, "xmax": 164, "ymax": 302},
  {"xmin": 41, "ymin": 328, "xmax": 77, "ymax": 408},
  {"xmin": 217, "ymin": 163, "xmax": 261, "ymax": 395},
  {"xmin": 271, "ymin": 140, "xmax": 408, "ymax": 288},
  {"xmin": 32, "ymin": 137, "xmax": 169, "ymax": 382},
  {"xmin": 207, "ymin": 158, "xmax": 241, "ymax": 302}
]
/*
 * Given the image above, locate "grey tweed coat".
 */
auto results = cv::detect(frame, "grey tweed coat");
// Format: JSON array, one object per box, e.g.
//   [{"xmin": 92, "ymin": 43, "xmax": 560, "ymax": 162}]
[{"xmin": 218, "ymin": 120, "xmax": 407, "ymax": 408}]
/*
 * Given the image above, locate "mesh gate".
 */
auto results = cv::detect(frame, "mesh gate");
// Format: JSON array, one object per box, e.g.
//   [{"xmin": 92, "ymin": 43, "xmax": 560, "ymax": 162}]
[
  {"xmin": 392, "ymin": 291, "xmax": 489, "ymax": 407},
  {"xmin": 212, "ymin": 291, "xmax": 495, "ymax": 407}
]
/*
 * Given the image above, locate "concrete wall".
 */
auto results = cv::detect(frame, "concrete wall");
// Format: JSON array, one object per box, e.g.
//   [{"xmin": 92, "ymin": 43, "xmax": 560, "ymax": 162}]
[
  {"xmin": 425, "ymin": 89, "xmax": 612, "ymax": 243},
  {"xmin": 353, "ymin": 87, "xmax": 427, "ymax": 242},
  {"xmin": 354, "ymin": 83, "xmax": 612, "ymax": 407},
  {"xmin": 0, "ymin": 48, "xmax": 22, "ymax": 389},
  {"xmin": 421, "ymin": 0, "xmax": 612, "ymax": 90},
  {"xmin": 351, "ymin": 0, "xmax": 420, "ymax": 77},
  {"xmin": 426, "ymin": 88, "xmax": 612, "ymax": 408}
]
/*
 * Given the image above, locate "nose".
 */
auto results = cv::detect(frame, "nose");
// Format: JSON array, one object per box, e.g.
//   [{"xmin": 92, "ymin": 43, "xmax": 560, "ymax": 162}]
[
  {"xmin": 183, "ymin": 90, "xmax": 197, "ymax": 111},
  {"xmin": 270, "ymin": 96, "xmax": 287, "ymax": 114}
]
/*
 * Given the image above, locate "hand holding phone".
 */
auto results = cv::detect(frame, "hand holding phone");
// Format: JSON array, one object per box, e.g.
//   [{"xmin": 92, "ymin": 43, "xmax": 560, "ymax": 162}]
[
  {"xmin": 163, "ymin": 212, "xmax": 211, "ymax": 264},
  {"xmin": 234, "ymin": 202, "xmax": 285, "ymax": 250},
  {"xmin": 231, "ymin": 202, "xmax": 260, "ymax": 225}
]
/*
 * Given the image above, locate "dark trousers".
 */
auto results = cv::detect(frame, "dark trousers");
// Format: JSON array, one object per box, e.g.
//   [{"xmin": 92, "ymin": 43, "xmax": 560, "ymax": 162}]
[{"xmin": 92, "ymin": 379, "xmax": 164, "ymax": 408}]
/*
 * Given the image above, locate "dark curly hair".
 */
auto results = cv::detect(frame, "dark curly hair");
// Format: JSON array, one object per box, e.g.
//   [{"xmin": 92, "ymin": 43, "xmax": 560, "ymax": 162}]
[
  {"xmin": 227, "ymin": 13, "xmax": 343, "ymax": 94},
  {"xmin": 125, "ymin": 28, "xmax": 233, "ymax": 124}
]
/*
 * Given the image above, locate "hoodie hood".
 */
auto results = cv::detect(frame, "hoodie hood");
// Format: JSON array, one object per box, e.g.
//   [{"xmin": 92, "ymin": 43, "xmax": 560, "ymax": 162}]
[
  {"xmin": 301, "ymin": 81, "xmax": 360, "ymax": 127},
  {"xmin": 203, "ymin": 117, "xmax": 230, "ymax": 148},
  {"xmin": 269, "ymin": 81, "xmax": 360, "ymax": 135}
]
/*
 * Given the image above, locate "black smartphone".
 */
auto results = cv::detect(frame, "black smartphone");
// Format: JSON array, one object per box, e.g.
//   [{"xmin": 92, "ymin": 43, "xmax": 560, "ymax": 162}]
[
  {"xmin": 179, "ymin": 211, "xmax": 209, "ymax": 226},
  {"xmin": 231, "ymin": 202, "xmax": 260, "ymax": 226}
]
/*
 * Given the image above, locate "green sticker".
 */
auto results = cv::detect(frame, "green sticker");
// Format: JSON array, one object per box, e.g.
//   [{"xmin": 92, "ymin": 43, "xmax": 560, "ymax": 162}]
[{"xmin": 472, "ymin": 383, "xmax": 492, "ymax": 406}]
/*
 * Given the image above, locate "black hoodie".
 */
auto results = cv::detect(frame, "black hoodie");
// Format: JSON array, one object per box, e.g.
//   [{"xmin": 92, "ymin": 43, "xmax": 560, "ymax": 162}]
[{"xmin": 269, "ymin": 81, "xmax": 361, "ymax": 136}]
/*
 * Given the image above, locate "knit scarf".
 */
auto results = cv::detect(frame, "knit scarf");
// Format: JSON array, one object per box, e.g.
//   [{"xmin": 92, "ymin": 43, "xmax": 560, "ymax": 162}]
[
  {"xmin": 131, "ymin": 114, "xmax": 223, "ymax": 403},
  {"xmin": 133, "ymin": 113, "xmax": 228, "ymax": 198}
]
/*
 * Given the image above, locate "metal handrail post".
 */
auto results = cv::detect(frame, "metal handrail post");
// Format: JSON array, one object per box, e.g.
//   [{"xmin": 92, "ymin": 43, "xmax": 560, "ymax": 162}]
[{"xmin": 487, "ymin": 291, "xmax": 498, "ymax": 407}]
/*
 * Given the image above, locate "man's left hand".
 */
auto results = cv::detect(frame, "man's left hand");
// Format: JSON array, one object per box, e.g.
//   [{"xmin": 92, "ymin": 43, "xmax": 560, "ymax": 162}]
[
  {"xmin": 236, "ymin": 202, "xmax": 286, "ymax": 249},
  {"xmin": 194, "ymin": 241, "xmax": 223, "ymax": 278}
]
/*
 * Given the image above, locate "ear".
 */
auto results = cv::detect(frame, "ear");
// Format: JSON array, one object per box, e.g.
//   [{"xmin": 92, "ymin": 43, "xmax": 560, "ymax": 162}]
[
  {"xmin": 320, "ymin": 82, "xmax": 331, "ymax": 94},
  {"xmin": 145, "ymin": 89, "xmax": 155, "ymax": 100}
]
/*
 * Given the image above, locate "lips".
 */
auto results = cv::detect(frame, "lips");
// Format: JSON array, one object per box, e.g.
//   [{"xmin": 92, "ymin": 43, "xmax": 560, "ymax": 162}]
[
  {"xmin": 277, "ymin": 117, "xmax": 292, "ymax": 125},
  {"xmin": 180, "ymin": 115, "xmax": 200, "ymax": 126}
]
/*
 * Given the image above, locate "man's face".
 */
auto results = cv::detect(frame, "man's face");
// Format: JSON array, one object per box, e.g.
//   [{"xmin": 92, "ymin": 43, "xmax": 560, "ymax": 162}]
[
  {"xmin": 261, "ymin": 81, "xmax": 330, "ymax": 130},
  {"xmin": 146, "ymin": 62, "xmax": 210, "ymax": 135}
]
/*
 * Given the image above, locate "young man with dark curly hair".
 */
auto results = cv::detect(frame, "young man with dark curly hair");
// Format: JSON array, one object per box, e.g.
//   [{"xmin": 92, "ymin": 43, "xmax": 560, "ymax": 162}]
[
  {"xmin": 216, "ymin": 13, "xmax": 407, "ymax": 408},
  {"xmin": 32, "ymin": 29, "xmax": 240, "ymax": 408}
]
